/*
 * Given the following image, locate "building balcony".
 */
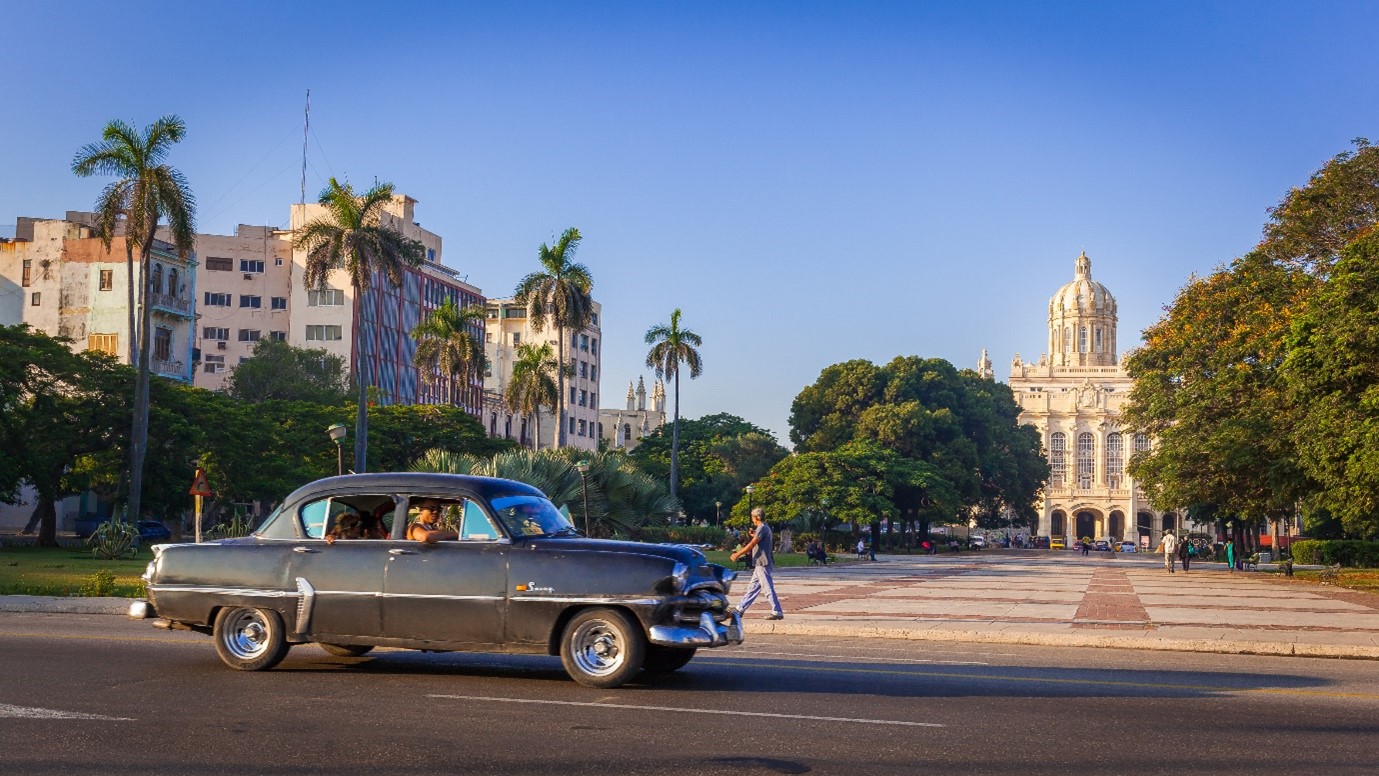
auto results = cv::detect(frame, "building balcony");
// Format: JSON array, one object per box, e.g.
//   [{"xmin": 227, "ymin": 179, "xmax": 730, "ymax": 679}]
[
  {"xmin": 1045, "ymin": 486, "xmax": 1131, "ymax": 500},
  {"xmin": 150, "ymin": 292, "xmax": 192, "ymax": 317},
  {"xmin": 151, "ymin": 357, "xmax": 189, "ymax": 382}
]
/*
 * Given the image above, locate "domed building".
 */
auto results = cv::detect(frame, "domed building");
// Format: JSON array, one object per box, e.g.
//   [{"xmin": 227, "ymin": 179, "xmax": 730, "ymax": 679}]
[{"xmin": 992, "ymin": 252, "xmax": 1178, "ymax": 547}]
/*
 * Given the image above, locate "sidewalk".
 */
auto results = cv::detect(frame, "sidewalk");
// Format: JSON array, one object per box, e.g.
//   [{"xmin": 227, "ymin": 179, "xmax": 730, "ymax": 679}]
[
  {"xmin": 4, "ymin": 550, "xmax": 1377, "ymax": 660},
  {"xmin": 742, "ymin": 551, "xmax": 1379, "ymax": 659}
]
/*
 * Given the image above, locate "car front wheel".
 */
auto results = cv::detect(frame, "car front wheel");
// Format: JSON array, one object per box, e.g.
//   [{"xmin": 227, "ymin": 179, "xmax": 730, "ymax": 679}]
[
  {"xmin": 560, "ymin": 608, "xmax": 645, "ymax": 688},
  {"xmin": 318, "ymin": 643, "xmax": 374, "ymax": 657},
  {"xmin": 642, "ymin": 645, "xmax": 696, "ymax": 674},
  {"xmin": 213, "ymin": 607, "xmax": 289, "ymax": 671}
]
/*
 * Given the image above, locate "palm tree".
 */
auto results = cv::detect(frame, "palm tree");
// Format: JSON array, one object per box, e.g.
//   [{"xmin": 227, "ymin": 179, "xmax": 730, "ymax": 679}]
[
  {"xmin": 505, "ymin": 342, "xmax": 559, "ymax": 451},
  {"xmin": 513, "ymin": 227, "xmax": 594, "ymax": 449},
  {"xmin": 411, "ymin": 298, "xmax": 487, "ymax": 408},
  {"xmin": 72, "ymin": 116, "xmax": 196, "ymax": 525},
  {"xmin": 644, "ymin": 308, "xmax": 703, "ymax": 507},
  {"xmin": 295, "ymin": 177, "xmax": 424, "ymax": 472}
]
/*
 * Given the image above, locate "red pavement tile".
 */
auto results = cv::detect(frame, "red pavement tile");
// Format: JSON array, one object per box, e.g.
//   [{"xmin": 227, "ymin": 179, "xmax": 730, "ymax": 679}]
[{"xmin": 1073, "ymin": 568, "xmax": 1151, "ymax": 629}]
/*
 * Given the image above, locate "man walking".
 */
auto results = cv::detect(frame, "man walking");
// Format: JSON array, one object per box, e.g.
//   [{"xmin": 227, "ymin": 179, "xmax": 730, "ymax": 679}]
[
  {"xmin": 730, "ymin": 507, "xmax": 783, "ymax": 620},
  {"xmin": 1163, "ymin": 530, "xmax": 1178, "ymax": 573}
]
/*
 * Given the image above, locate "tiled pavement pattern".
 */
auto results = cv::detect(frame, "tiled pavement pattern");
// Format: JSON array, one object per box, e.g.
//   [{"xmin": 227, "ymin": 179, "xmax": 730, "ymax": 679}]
[{"xmin": 741, "ymin": 551, "xmax": 1379, "ymax": 658}]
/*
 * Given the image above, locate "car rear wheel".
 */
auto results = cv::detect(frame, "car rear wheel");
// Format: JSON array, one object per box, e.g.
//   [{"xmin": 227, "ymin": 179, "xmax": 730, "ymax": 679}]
[
  {"xmin": 213, "ymin": 607, "xmax": 289, "ymax": 671},
  {"xmin": 642, "ymin": 645, "xmax": 696, "ymax": 674},
  {"xmin": 318, "ymin": 643, "xmax": 374, "ymax": 657},
  {"xmin": 560, "ymin": 608, "xmax": 645, "ymax": 688}
]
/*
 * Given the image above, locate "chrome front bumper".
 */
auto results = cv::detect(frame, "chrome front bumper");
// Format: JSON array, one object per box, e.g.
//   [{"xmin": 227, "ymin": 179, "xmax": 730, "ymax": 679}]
[
  {"xmin": 648, "ymin": 610, "xmax": 743, "ymax": 648},
  {"xmin": 127, "ymin": 599, "xmax": 154, "ymax": 619}
]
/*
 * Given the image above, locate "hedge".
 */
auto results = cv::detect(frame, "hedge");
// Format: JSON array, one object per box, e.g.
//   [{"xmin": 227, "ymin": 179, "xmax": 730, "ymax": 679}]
[
  {"xmin": 627, "ymin": 525, "xmax": 729, "ymax": 548},
  {"xmin": 1289, "ymin": 540, "xmax": 1379, "ymax": 568}
]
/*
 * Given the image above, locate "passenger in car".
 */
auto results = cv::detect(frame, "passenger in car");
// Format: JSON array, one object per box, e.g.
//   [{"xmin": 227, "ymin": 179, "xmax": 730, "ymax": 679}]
[
  {"xmin": 408, "ymin": 500, "xmax": 459, "ymax": 543},
  {"xmin": 325, "ymin": 511, "xmax": 364, "ymax": 545},
  {"xmin": 362, "ymin": 501, "xmax": 393, "ymax": 539}
]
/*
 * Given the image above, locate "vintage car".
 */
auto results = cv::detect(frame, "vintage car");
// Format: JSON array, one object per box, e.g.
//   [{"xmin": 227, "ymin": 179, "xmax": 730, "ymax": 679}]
[{"xmin": 129, "ymin": 473, "xmax": 743, "ymax": 688}]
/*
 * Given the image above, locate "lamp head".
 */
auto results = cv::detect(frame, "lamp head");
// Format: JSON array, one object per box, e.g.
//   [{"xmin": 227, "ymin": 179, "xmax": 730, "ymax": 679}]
[
  {"xmin": 326, "ymin": 423, "xmax": 348, "ymax": 444},
  {"xmin": 576, "ymin": 460, "xmax": 590, "ymax": 474}
]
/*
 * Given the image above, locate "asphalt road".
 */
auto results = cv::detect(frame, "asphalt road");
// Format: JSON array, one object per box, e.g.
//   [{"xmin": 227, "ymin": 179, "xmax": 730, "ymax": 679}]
[{"xmin": 3, "ymin": 613, "xmax": 1378, "ymax": 775}]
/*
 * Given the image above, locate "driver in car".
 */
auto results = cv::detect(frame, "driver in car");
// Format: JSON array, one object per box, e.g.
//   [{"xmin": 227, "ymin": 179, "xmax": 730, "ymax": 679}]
[{"xmin": 408, "ymin": 500, "xmax": 459, "ymax": 543}]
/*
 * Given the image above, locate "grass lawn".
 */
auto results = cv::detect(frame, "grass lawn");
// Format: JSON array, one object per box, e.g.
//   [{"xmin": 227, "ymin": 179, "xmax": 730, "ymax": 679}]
[
  {"xmin": 1294, "ymin": 568, "xmax": 1379, "ymax": 594},
  {"xmin": 699, "ymin": 550, "xmax": 858, "ymax": 569},
  {"xmin": 0, "ymin": 546, "xmax": 152, "ymax": 597}
]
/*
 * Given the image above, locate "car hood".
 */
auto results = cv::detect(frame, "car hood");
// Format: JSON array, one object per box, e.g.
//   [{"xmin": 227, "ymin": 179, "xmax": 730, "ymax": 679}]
[{"xmin": 525, "ymin": 537, "xmax": 706, "ymax": 564}]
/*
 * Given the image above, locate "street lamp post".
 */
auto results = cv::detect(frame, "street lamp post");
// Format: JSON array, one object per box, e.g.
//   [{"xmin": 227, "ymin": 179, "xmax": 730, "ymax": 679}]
[
  {"xmin": 745, "ymin": 485, "xmax": 755, "ymax": 514},
  {"xmin": 715, "ymin": 500, "xmax": 721, "ymax": 526},
  {"xmin": 576, "ymin": 460, "xmax": 591, "ymax": 536},
  {"xmin": 326, "ymin": 423, "xmax": 348, "ymax": 476}
]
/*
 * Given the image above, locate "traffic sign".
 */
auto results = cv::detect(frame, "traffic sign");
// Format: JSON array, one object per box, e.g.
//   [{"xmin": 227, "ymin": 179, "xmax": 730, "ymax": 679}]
[{"xmin": 189, "ymin": 467, "xmax": 212, "ymax": 498}]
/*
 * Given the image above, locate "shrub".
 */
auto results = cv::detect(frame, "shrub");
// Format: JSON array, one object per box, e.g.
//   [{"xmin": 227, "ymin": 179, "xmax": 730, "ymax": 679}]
[
  {"xmin": 81, "ymin": 569, "xmax": 117, "ymax": 597},
  {"xmin": 1290, "ymin": 540, "xmax": 1379, "ymax": 568},
  {"xmin": 629, "ymin": 525, "xmax": 728, "ymax": 547},
  {"xmin": 86, "ymin": 520, "xmax": 137, "ymax": 560}
]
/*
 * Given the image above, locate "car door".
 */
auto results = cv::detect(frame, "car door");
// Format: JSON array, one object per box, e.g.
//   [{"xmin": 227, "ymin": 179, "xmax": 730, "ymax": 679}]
[
  {"xmin": 382, "ymin": 497, "xmax": 508, "ymax": 647},
  {"xmin": 286, "ymin": 496, "xmax": 388, "ymax": 639}
]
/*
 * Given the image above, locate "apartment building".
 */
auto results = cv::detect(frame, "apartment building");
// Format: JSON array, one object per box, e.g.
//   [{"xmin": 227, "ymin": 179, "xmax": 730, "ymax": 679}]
[
  {"xmin": 483, "ymin": 297, "xmax": 602, "ymax": 451},
  {"xmin": 189, "ymin": 224, "xmax": 293, "ymax": 389}
]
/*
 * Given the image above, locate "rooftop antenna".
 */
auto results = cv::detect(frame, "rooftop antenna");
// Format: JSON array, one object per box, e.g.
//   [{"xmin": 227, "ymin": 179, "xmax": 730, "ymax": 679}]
[{"xmin": 299, "ymin": 89, "xmax": 311, "ymax": 206}]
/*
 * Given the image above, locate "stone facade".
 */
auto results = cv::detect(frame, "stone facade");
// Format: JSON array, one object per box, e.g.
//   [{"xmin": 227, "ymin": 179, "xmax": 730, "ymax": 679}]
[
  {"xmin": 599, "ymin": 376, "xmax": 666, "ymax": 451},
  {"xmin": 999, "ymin": 252, "xmax": 1178, "ymax": 547}
]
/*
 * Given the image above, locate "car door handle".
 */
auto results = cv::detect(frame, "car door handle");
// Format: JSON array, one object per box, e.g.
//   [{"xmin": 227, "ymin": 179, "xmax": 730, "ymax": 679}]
[
  {"xmin": 388, "ymin": 548, "xmax": 416, "ymax": 556},
  {"xmin": 293, "ymin": 546, "xmax": 319, "ymax": 554}
]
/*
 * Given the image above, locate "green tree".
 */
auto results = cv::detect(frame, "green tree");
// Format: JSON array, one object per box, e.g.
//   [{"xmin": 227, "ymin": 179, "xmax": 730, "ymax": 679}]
[
  {"xmin": 295, "ymin": 177, "xmax": 425, "ymax": 472},
  {"xmin": 72, "ymin": 115, "xmax": 197, "ymax": 524},
  {"xmin": 226, "ymin": 339, "xmax": 350, "ymax": 404},
  {"xmin": 0, "ymin": 325, "xmax": 131, "ymax": 545},
  {"xmin": 506, "ymin": 342, "xmax": 560, "ymax": 451},
  {"xmin": 411, "ymin": 298, "xmax": 487, "ymax": 408},
  {"xmin": 1281, "ymin": 233, "xmax": 1379, "ymax": 536},
  {"xmin": 628, "ymin": 413, "xmax": 787, "ymax": 523},
  {"xmin": 367, "ymin": 403, "xmax": 511, "ymax": 471},
  {"xmin": 513, "ymin": 227, "xmax": 594, "ymax": 449},
  {"xmin": 1260, "ymin": 138, "xmax": 1379, "ymax": 274},
  {"xmin": 644, "ymin": 308, "xmax": 704, "ymax": 507}
]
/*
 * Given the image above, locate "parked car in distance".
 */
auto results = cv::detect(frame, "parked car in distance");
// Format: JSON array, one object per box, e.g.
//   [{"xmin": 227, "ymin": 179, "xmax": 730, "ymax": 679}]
[
  {"xmin": 970, "ymin": 535, "xmax": 987, "ymax": 549},
  {"xmin": 1050, "ymin": 537, "xmax": 1066, "ymax": 550},
  {"xmin": 137, "ymin": 520, "xmax": 172, "ymax": 544},
  {"xmin": 129, "ymin": 472, "xmax": 743, "ymax": 688},
  {"xmin": 1119, "ymin": 542, "xmax": 1138, "ymax": 553},
  {"xmin": 1094, "ymin": 539, "xmax": 1110, "ymax": 552}
]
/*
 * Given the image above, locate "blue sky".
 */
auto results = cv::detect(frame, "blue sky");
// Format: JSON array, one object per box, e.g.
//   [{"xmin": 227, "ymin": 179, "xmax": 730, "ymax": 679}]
[{"xmin": 2, "ymin": 1, "xmax": 1375, "ymax": 444}]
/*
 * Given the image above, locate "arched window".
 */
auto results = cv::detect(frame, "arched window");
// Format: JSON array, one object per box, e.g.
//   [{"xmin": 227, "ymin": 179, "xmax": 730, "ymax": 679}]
[
  {"xmin": 1063, "ymin": 327, "xmax": 1072, "ymax": 353},
  {"xmin": 489, "ymin": 413, "xmax": 497, "ymax": 436},
  {"xmin": 504, "ymin": 415, "xmax": 512, "ymax": 439},
  {"xmin": 1049, "ymin": 432, "xmax": 1066, "ymax": 486},
  {"xmin": 1162, "ymin": 513, "xmax": 1177, "ymax": 533},
  {"xmin": 1134, "ymin": 434, "xmax": 1150, "ymax": 454},
  {"xmin": 1105, "ymin": 432, "xmax": 1123, "ymax": 489},
  {"xmin": 1095, "ymin": 327, "xmax": 1103, "ymax": 353},
  {"xmin": 168, "ymin": 268, "xmax": 179, "ymax": 297},
  {"xmin": 520, "ymin": 418, "xmax": 528, "ymax": 443},
  {"xmin": 1077, "ymin": 432, "xmax": 1095, "ymax": 488},
  {"xmin": 1050, "ymin": 511, "xmax": 1066, "ymax": 536},
  {"xmin": 151, "ymin": 264, "xmax": 163, "ymax": 295},
  {"xmin": 623, "ymin": 423, "xmax": 632, "ymax": 440},
  {"xmin": 1079, "ymin": 326, "xmax": 1088, "ymax": 353}
]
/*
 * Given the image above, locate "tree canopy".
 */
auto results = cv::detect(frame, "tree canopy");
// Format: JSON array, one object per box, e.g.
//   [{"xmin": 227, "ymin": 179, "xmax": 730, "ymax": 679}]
[
  {"xmin": 225, "ymin": 339, "xmax": 350, "ymax": 405},
  {"xmin": 629, "ymin": 413, "xmax": 788, "ymax": 523}
]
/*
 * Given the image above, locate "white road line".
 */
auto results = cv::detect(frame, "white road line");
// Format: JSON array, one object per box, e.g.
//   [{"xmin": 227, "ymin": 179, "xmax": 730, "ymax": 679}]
[
  {"xmin": 428, "ymin": 695, "xmax": 943, "ymax": 727},
  {"xmin": 0, "ymin": 703, "xmax": 133, "ymax": 721},
  {"xmin": 706, "ymin": 649, "xmax": 988, "ymax": 665}
]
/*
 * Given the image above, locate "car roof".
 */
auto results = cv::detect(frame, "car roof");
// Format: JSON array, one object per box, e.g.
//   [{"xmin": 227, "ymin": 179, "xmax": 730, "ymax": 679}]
[{"xmin": 280, "ymin": 472, "xmax": 547, "ymax": 506}]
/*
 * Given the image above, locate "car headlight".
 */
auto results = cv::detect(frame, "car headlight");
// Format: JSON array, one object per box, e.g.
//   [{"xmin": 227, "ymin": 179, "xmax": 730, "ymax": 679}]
[{"xmin": 670, "ymin": 562, "xmax": 690, "ymax": 593}]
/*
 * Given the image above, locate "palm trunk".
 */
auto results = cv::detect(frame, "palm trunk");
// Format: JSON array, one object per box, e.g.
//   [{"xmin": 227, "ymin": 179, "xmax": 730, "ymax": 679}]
[
  {"xmin": 555, "ymin": 325, "xmax": 566, "ymax": 449},
  {"xmin": 125, "ymin": 241, "xmax": 137, "ymax": 364},
  {"xmin": 353, "ymin": 283, "xmax": 368, "ymax": 473},
  {"xmin": 533, "ymin": 412, "xmax": 541, "ymax": 452},
  {"xmin": 127, "ymin": 241, "xmax": 154, "ymax": 525},
  {"xmin": 670, "ymin": 370, "xmax": 680, "ymax": 506}
]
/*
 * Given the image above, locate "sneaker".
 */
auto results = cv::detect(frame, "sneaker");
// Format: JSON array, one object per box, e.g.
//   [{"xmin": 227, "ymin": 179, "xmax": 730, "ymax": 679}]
[{"xmin": 765, "ymin": 613, "xmax": 783, "ymax": 620}]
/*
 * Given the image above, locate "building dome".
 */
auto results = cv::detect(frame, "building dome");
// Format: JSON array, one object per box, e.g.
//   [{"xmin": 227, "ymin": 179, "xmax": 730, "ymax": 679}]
[{"xmin": 1047, "ymin": 251, "xmax": 1119, "ymax": 367}]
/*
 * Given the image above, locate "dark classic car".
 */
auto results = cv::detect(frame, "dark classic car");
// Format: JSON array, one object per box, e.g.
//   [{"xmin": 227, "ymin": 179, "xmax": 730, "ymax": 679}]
[{"xmin": 129, "ymin": 473, "xmax": 743, "ymax": 688}]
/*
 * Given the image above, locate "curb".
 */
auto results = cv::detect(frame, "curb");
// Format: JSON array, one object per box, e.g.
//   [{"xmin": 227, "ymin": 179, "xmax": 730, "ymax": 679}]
[
  {"xmin": 742, "ymin": 620, "xmax": 1379, "ymax": 661},
  {"xmin": 0, "ymin": 596, "xmax": 131, "ymax": 615}
]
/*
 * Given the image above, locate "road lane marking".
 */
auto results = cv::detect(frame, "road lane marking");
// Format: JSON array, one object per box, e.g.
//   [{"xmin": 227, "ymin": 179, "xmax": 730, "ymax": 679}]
[
  {"xmin": 710, "ymin": 649, "xmax": 988, "ymax": 665},
  {"xmin": 427, "ymin": 695, "xmax": 944, "ymax": 727},
  {"xmin": 0, "ymin": 703, "xmax": 132, "ymax": 721}
]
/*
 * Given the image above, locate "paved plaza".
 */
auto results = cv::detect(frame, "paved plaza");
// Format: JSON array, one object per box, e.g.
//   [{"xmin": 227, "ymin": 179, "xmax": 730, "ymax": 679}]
[{"xmin": 744, "ymin": 550, "xmax": 1379, "ymax": 659}]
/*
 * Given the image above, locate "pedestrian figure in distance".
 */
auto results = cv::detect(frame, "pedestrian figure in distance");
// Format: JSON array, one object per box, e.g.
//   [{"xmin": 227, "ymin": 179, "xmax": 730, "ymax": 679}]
[
  {"xmin": 1162, "ymin": 530, "xmax": 1178, "ymax": 573},
  {"xmin": 730, "ymin": 507, "xmax": 783, "ymax": 620},
  {"xmin": 1226, "ymin": 540, "xmax": 1236, "ymax": 573},
  {"xmin": 1178, "ymin": 536, "xmax": 1191, "ymax": 573}
]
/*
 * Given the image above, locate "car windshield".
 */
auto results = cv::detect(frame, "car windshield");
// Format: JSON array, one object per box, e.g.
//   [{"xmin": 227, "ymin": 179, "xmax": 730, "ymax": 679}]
[{"xmin": 490, "ymin": 494, "xmax": 578, "ymax": 538}]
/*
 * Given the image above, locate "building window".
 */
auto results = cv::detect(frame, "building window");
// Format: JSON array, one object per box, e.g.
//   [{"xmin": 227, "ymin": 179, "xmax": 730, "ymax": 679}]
[
  {"xmin": 590, "ymin": 365, "xmax": 597, "ymax": 382},
  {"xmin": 151, "ymin": 264, "xmax": 163, "ymax": 295},
  {"xmin": 99, "ymin": 270, "xmax": 113, "ymax": 291},
  {"xmin": 490, "ymin": 414, "xmax": 498, "ymax": 436},
  {"xmin": 1095, "ymin": 327, "xmax": 1103, "ymax": 353},
  {"xmin": 623, "ymin": 423, "xmax": 631, "ymax": 440},
  {"xmin": 580, "ymin": 361, "xmax": 588, "ymax": 378},
  {"xmin": 504, "ymin": 415, "xmax": 512, "ymax": 439},
  {"xmin": 591, "ymin": 338, "xmax": 598, "ymax": 355},
  {"xmin": 239, "ymin": 295, "xmax": 262, "ymax": 308},
  {"xmin": 512, "ymin": 332, "xmax": 521, "ymax": 345},
  {"xmin": 571, "ymin": 332, "xmax": 579, "ymax": 349},
  {"xmin": 238, "ymin": 329, "xmax": 261, "ymax": 342},
  {"xmin": 270, "ymin": 330, "xmax": 287, "ymax": 342},
  {"xmin": 206, "ymin": 257, "xmax": 233, "ymax": 272},
  {"xmin": 153, "ymin": 327, "xmax": 172, "ymax": 361},
  {"xmin": 427, "ymin": 248, "xmax": 436, "ymax": 262},
  {"xmin": 1063, "ymin": 327, "xmax": 1071, "ymax": 353},
  {"xmin": 591, "ymin": 392, "xmax": 596, "ymax": 409},
  {"xmin": 305, "ymin": 325, "xmax": 342, "ymax": 341},
  {"xmin": 580, "ymin": 334, "xmax": 589, "ymax": 351},
  {"xmin": 270, "ymin": 297, "xmax": 287, "ymax": 310},
  {"xmin": 1050, "ymin": 511, "xmax": 1066, "ymax": 536},
  {"xmin": 568, "ymin": 417, "xmax": 576, "ymax": 434},
  {"xmin": 30, "ymin": 292, "xmax": 40, "ymax": 306},
  {"xmin": 87, "ymin": 333, "xmax": 118, "ymax": 356},
  {"xmin": 204, "ymin": 292, "xmax": 231, "ymax": 307},
  {"xmin": 1077, "ymin": 432, "xmax": 1095, "ymax": 488},
  {"xmin": 1079, "ymin": 326, "xmax": 1088, "ymax": 354},
  {"xmin": 569, "ymin": 386, "xmax": 577, "ymax": 404},
  {"xmin": 202, "ymin": 327, "xmax": 229, "ymax": 341},
  {"xmin": 591, "ymin": 313, "xmax": 598, "ymax": 325},
  {"xmin": 485, "ymin": 332, "xmax": 493, "ymax": 343},
  {"xmin": 274, "ymin": 258, "xmax": 284, "ymax": 266},
  {"xmin": 578, "ymin": 419, "xmax": 587, "ymax": 437},
  {"xmin": 579, "ymin": 389, "xmax": 587, "ymax": 407},
  {"xmin": 1106, "ymin": 432, "xmax": 1123, "ymax": 488},
  {"xmin": 307, "ymin": 289, "xmax": 344, "ymax": 306},
  {"xmin": 1050, "ymin": 432, "xmax": 1066, "ymax": 486},
  {"xmin": 22, "ymin": 259, "xmax": 32, "ymax": 287},
  {"xmin": 240, "ymin": 259, "xmax": 265, "ymax": 273},
  {"xmin": 1134, "ymin": 434, "xmax": 1150, "ymax": 454}
]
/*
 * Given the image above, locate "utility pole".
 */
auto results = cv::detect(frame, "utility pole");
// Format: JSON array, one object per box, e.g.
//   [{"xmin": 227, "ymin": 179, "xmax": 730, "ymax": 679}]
[{"xmin": 300, "ymin": 89, "xmax": 311, "ymax": 206}]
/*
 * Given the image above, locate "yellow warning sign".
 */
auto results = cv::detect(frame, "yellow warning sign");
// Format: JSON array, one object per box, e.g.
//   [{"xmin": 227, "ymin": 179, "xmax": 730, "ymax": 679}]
[{"xmin": 189, "ymin": 467, "xmax": 212, "ymax": 498}]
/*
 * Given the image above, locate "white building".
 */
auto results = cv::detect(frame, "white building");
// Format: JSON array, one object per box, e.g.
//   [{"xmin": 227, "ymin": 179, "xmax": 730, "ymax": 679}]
[
  {"xmin": 599, "ymin": 376, "xmax": 666, "ymax": 451},
  {"xmin": 997, "ymin": 251, "xmax": 1177, "ymax": 546}
]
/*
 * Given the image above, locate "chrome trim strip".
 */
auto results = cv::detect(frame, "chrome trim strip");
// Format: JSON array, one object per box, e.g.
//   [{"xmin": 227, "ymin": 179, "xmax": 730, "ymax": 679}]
[
  {"xmin": 295, "ymin": 577, "xmax": 316, "ymax": 636},
  {"xmin": 375, "ymin": 593, "xmax": 505, "ymax": 601},
  {"xmin": 147, "ymin": 584, "xmax": 302, "ymax": 598},
  {"xmin": 509, "ymin": 596, "xmax": 660, "ymax": 605}
]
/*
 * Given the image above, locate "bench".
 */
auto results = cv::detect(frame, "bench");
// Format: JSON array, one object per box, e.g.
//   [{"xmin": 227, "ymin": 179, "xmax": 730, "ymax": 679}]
[
  {"xmin": 1244, "ymin": 553, "xmax": 1260, "ymax": 572},
  {"xmin": 1319, "ymin": 563, "xmax": 1342, "ymax": 585}
]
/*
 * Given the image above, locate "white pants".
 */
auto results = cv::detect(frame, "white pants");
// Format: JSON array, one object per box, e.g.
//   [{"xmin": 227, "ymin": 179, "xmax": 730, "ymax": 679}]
[{"xmin": 737, "ymin": 563, "xmax": 782, "ymax": 615}]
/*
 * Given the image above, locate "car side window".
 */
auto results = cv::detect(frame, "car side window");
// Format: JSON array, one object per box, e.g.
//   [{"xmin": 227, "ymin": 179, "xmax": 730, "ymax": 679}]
[
  {"xmin": 460, "ymin": 499, "xmax": 501, "ymax": 541},
  {"xmin": 300, "ymin": 499, "xmax": 329, "ymax": 539}
]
